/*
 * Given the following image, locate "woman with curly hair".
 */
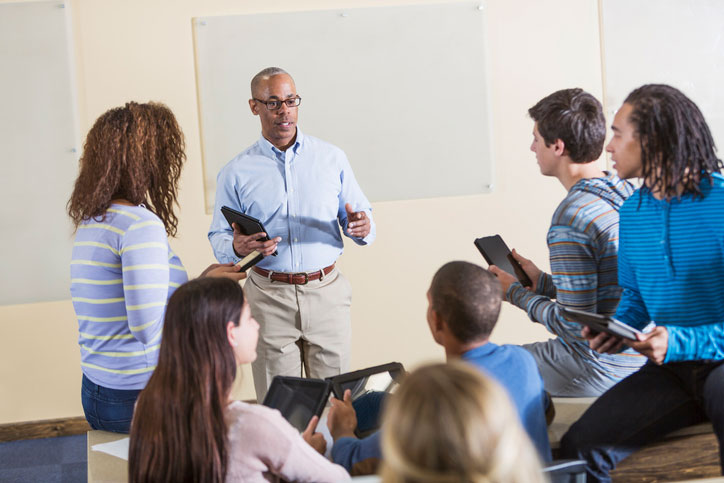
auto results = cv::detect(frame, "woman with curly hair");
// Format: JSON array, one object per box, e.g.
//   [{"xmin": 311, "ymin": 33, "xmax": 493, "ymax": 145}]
[
  {"xmin": 380, "ymin": 362, "xmax": 544, "ymax": 483},
  {"xmin": 68, "ymin": 102, "xmax": 244, "ymax": 433},
  {"xmin": 129, "ymin": 277, "xmax": 349, "ymax": 483}
]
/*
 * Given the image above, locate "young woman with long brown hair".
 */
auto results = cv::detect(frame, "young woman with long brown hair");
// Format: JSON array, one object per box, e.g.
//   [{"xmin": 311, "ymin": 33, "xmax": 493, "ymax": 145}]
[
  {"xmin": 380, "ymin": 362, "xmax": 544, "ymax": 483},
  {"xmin": 68, "ymin": 102, "xmax": 244, "ymax": 433},
  {"xmin": 129, "ymin": 277, "xmax": 349, "ymax": 482}
]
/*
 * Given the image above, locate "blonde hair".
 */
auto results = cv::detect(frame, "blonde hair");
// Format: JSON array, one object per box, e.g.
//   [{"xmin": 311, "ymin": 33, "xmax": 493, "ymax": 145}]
[{"xmin": 380, "ymin": 362, "xmax": 544, "ymax": 483}]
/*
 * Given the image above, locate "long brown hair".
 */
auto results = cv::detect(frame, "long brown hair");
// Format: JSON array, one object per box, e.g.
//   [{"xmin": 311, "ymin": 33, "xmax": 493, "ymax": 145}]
[
  {"xmin": 67, "ymin": 101, "xmax": 185, "ymax": 236},
  {"xmin": 380, "ymin": 362, "xmax": 543, "ymax": 483},
  {"xmin": 129, "ymin": 278, "xmax": 243, "ymax": 483}
]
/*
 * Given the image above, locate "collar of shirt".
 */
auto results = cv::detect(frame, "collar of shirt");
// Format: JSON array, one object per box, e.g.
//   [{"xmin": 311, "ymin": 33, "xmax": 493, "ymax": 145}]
[
  {"xmin": 257, "ymin": 128, "xmax": 305, "ymax": 162},
  {"xmin": 461, "ymin": 342, "xmax": 499, "ymax": 361}
]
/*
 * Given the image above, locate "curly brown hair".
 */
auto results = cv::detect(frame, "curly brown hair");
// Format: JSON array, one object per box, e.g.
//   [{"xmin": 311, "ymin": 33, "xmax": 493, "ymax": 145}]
[{"xmin": 67, "ymin": 101, "xmax": 185, "ymax": 236}]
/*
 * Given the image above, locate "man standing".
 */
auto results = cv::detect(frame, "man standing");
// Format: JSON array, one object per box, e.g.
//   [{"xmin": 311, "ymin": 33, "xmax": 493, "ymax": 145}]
[
  {"xmin": 560, "ymin": 84, "xmax": 724, "ymax": 481},
  {"xmin": 209, "ymin": 67, "xmax": 375, "ymax": 401},
  {"xmin": 490, "ymin": 88, "xmax": 645, "ymax": 396}
]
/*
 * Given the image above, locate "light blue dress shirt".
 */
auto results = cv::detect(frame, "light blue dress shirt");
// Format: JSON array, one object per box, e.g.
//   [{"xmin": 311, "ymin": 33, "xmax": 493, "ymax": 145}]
[{"xmin": 208, "ymin": 129, "xmax": 375, "ymax": 272}]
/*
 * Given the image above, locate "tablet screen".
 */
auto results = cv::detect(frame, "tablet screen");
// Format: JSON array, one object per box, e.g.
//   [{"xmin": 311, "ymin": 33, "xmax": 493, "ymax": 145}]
[
  {"xmin": 328, "ymin": 362, "xmax": 405, "ymax": 437},
  {"xmin": 262, "ymin": 376, "xmax": 330, "ymax": 432}
]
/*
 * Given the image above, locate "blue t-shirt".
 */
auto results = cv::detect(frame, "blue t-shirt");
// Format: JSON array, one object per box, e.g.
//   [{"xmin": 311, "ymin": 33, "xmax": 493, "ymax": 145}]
[
  {"xmin": 461, "ymin": 342, "xmax": 552, "ymax": 462},
  {"xmin": 331, "ymin": 343, "xmax": 552, "ymax": 471}
]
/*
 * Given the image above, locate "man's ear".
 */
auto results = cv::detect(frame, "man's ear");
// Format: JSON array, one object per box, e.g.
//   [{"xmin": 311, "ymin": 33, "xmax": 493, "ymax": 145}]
[
  {"xmin": 430, "ymin": 309, "xmax": 445, "ymax": 333},
  {"xmin": 249, "ymin": 99, "xmax": 259, "ymax": 116},
  {"xmin": 428, "ymin": 308, "xmax": 447, "ymax": 345},
  {"xmin": 553, "ymin": 138, "xmax": 567, "ymax": 156},
  {"xmin": 227, "ymin": 320, "xmax": 238, "ymax": 347}
]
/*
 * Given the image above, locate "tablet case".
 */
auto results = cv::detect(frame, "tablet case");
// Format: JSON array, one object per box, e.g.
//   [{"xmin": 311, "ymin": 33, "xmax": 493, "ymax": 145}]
[
  {"xmin": 262, "ymin": 376, "xmax": 330, "ymax": 432},
  {"xmin": 560, "ymin": 307, "xmax": 644, "ymax": 340},
  {"xmin": 220, "ymin": 205, "xmax": 277, "ymax": 256},
  {"xmin": 235, "ymin": 250, "xmax": 264, "ymax": 272},
  {"xmin": 474, "ymin": 235, "xmax": 533, "ymax": 287},
  {"xmin": 327, "ymin": 362, "xmax": 405, "ymax": 438}
]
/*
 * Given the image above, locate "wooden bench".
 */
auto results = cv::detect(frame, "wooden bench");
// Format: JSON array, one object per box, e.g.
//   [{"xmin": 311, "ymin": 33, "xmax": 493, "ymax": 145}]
[{"xmin": 548, "ymin": 397, "xmax": 719, "ymax": 482}]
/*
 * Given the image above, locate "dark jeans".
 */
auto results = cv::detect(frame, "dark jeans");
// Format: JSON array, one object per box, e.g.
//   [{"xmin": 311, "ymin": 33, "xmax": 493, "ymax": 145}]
[
  {"xmin": 81, "ymin": 374, "xmax": 141, "ymax": 433},
  {"xmin": 560, "ymin": 360, "xmax": 724, "ymax": 482}
]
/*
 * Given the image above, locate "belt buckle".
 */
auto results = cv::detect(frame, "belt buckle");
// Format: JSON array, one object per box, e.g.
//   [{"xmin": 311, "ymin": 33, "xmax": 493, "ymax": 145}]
[{"xmin": 293, "ymin": 272, "xmax": 309, "ymax": 285}]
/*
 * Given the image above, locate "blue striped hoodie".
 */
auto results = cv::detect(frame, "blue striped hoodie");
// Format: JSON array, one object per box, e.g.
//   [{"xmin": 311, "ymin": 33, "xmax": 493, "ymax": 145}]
[
  {"xmin": 70, "ymin": 204, "xmax": 187, "ymax": 390},
  {"xmin": 508, "ymin": 172, "xmax": 646, "ymax": 378}
]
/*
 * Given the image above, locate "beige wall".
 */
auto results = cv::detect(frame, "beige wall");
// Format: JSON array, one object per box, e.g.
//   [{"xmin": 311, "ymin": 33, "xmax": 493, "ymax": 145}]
[{"xmin": 0, "ymin": 0, "xmax": 604, "ymax": 424}]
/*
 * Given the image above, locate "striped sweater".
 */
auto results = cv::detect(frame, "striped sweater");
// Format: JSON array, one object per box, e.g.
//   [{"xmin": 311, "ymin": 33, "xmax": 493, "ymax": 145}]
[
  {"xmin": 616, "ymin": 173, "xmax": 724, "ymax": 363},
  {"xmin": 70, "ymin": 204, "xmax": 187, "ymax": 390},
  {"xmin": 507, "ymin": 172, "xmax": 646, "ymax": 379}
]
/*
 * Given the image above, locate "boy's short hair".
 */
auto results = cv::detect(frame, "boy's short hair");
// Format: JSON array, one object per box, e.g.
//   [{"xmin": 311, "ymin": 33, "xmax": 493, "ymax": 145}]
[
  {"xmin": 528, "ymin": 88, "xmax": 606, "ymax": 163},
  {"xmin": 429, "ymin": 261, "xmax": 502, "ymax": 342}
]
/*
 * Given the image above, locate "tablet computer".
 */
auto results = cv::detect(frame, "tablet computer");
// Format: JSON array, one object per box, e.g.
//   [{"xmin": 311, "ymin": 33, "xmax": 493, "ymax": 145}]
[
  {"xmin": 262, "ymin": 376, "xmax": 331, "ymax": 433},
  {"xmin": 474, "ymin": 235, "xmax": 533, "ymax": 287},
  {"xmin": 235, "ymin": 250, "xmax": 264, "ymax": 272},
  {"xmin": 328, "ymin": 362, "xmax": 405, "ymax": 437},
  {"xmin": 220, "ymin": 205, "xmax": 277, "ymax": 256},
  {"xmin": 560, "ymin": 307, "xmax": 647, "ymax": 340}
]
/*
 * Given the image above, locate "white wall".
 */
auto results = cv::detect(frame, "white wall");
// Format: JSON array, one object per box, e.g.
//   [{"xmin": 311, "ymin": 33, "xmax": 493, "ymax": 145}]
[{"xmin": 0, "ymin": 0, "xmax": 604, "ymax": 424}]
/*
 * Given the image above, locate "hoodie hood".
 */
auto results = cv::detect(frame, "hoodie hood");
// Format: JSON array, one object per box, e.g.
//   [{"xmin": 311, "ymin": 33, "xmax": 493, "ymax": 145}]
[{"xmin": 570, "ymin": 171, "xmax": 633, "ymax": 211}]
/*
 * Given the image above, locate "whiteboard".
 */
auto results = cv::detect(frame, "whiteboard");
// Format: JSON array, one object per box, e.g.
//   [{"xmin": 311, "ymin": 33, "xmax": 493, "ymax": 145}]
[
  {"xmin": 0, "ymin": 1, "xmax": 78, "ymax": 305},
  {"xmin": 193, "ymin": 2, "xmax": 494, "ymax": 210},
  {"xmin": 601, "ymin": 0, "xmax": 724, "ymax": 152}
]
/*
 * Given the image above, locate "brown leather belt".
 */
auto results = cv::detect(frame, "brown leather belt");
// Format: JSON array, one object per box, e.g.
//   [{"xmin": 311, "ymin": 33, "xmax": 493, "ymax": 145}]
[{"xmin": 252, "ymin": 263, "xmax": 335, "ymax": 285}]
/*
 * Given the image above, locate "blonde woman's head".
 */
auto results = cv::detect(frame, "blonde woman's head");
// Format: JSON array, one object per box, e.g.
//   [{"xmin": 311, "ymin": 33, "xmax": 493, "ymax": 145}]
[{"xmin": 380, "ymin": 361, "xmax": 543, "ymax": 483}]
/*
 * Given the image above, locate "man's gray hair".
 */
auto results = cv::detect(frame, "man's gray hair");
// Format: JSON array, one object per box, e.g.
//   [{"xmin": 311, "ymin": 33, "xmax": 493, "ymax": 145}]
[{"xmin": 251, "ymin": 67, "xmax": 292, "ymax": 96}]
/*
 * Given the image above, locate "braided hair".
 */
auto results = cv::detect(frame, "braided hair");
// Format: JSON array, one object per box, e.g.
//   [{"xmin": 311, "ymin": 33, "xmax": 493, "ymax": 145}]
[{"xmin": 624, "ymin": 84, "xmax": 723, "ymax": 199}]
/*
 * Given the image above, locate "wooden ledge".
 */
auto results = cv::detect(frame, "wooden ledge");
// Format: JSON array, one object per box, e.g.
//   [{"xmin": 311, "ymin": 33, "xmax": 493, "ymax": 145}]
[{"xmin": 0, "ymin": 416, "xmax": 91, "ymax": 442}]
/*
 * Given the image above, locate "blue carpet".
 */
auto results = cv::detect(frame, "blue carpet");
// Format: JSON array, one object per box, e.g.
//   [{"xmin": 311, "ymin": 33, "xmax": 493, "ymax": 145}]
[{"xmin": 0, "ymin": 434, "xmax": 86, "ymax": 482}]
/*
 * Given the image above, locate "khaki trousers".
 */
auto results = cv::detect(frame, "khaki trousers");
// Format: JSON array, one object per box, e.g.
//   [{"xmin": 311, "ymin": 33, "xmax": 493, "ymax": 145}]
[{"xmin": 244, "ymin": 267, "xmax": 352, "ymax": 402}]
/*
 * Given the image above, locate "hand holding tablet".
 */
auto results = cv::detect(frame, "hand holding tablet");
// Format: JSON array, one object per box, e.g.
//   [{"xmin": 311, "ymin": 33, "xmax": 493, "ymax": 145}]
[
  {"xmin": 474, "ymin": 235, "xmax": 533, "ymax": 287},
  {"xmin": 561, "ymin": 306, "xmax": 653, "ymax": 340},
  {"xmin": 221, "ymin": 205, "xmax": 279, "ymax": 257}
]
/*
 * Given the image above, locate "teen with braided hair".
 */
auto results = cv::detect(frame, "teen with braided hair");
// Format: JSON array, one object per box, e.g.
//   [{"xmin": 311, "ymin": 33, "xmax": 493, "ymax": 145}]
[
  {"xmin": 561, "ymin": 84, "xmax": 724, "ymax": 481},
  {"xmin": 68, "ymin": 102, "xmax": 245, "ymax": 433}
]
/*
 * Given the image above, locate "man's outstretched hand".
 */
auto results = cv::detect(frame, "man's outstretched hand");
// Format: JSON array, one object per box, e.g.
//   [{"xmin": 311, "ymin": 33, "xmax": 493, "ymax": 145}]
[{"xmin": 345, "ymin": 203, "xmax": 370, "ymax": 238}]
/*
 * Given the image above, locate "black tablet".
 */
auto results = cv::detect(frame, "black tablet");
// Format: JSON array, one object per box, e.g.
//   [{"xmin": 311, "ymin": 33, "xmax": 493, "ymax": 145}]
[
  {"xmin": 235, "ymin": 250, "xmax": 264, "ymax": 272},
  {"xmin": 474, "ymin": 235, "xmax": 533, "ymax": 287},
  {"xmin": 328, "ymin": 362, "xmax": 405, "ymax": 437},
  {"xmin": 561, "ymin": 307, "xmax": 646, "ymax": 340},
  {"xmin": 220, "ymin": 205, "xmax": 277, "ymax": 256},
  {"xmin": 262, "ymin": 376, "xmax": 331, "ymax": 433}
]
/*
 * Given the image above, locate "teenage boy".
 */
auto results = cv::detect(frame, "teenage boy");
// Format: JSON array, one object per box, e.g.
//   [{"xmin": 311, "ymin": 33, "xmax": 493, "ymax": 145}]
[
  {"xmin": 490, "ymin": 88, "xmax": 645, "ymax": 396},
  {"xmin": 560, "ymin": 84, "xmax": 724, "ymax": 482},
  {"xmin": 327, "ymin": 261, "xmax": 552, "ymax": 474}
]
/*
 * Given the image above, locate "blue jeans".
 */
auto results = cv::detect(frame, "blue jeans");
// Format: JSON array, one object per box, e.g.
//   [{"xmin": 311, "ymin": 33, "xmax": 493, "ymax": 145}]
[
  {"xmin": 81, "ymin": 374, "xmax": 141, "ymax": 433},
  {"xmin": 560, "ymin": 360, "xmax": 724, "ymax": 482}
]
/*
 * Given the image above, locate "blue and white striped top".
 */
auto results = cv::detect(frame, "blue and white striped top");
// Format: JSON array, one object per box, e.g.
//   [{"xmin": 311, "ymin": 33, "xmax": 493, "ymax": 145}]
[
  {"xmin": 70, "ymin": 204, "xmax": 187, "ymax": 390},
  {"xmin": 508, "ymin": 173, "xmax": 646, "ymax": 379},
  {"xmin": 616, "ymin": 173, "xmax": 724, "ymax": 363}
]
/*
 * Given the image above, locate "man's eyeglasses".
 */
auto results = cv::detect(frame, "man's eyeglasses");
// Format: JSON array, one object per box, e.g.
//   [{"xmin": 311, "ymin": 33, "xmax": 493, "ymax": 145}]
[{"xmin": 253, "ymin": 96, "xmax": 302, "ymax": 111}]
